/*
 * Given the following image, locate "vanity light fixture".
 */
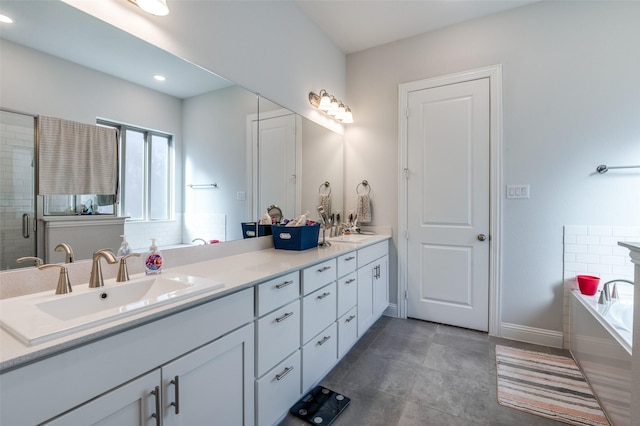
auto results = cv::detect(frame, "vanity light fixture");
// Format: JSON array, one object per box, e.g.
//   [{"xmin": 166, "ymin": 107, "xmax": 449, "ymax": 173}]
[
  {"xmin": 309, "ymin": 90, "xmax": 354, "ymax": 124},
  {"xmin": 0, "ymin": 14, "xmax": 14, "ymax": 24},
  {"xmin": 128, "ymin": 0, "xmax": 169, "ymax": 16},
  {"xmin": 154, "ymin": 74, "xmax": 166, "ymax": 81}
]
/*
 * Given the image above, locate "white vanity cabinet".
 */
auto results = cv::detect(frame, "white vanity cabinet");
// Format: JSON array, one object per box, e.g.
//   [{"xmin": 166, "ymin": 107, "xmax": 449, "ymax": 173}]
[
  {"xmin": 2, "ymin": 289, "xmax": 255, "ymax": 426},
  {"xmin": 357, "ymin": 241, "xmax": 389, "ymax": 336},
  {"xmin": 254, "ymin": 272, "xmax": 302, "ymax": 426},
  {"xmin": 44, "ymin": 370, "xmax": 161, "ymax": 425},
  {"xmin": 161, "ymin": 323, "xmax": 255, "ymax": 426},
  {"xmin": 45, "ymin": 324, "xmax": 255, "ymax": 426}
]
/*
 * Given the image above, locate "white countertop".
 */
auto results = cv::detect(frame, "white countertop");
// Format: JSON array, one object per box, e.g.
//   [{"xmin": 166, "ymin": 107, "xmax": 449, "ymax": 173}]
[{"xmin": 0, "ymin": 235, "xmax": 389, "ymax": 372}]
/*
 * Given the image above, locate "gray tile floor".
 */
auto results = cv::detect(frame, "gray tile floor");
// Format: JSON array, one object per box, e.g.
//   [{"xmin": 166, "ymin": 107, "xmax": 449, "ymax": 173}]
[{"xmin": 280, "ymin": 316, "xmax": 569, "ymax": 426}]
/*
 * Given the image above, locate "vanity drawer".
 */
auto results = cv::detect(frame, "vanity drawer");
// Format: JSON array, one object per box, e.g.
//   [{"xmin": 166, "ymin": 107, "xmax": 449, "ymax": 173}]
[
  {"xmin": 256, "ymin": 350, "xmax": 301, "ymax": 426},
  {"xmin": 358, "ymin": 240, "xmax": 388, "ymax": 268},
  {"xmin": 338, "ymin": 307, "xmax": 358, "ymax": 358},
  {"xmin": 256, "ymin": 271, "xmax": 299, "ymax": 317},
  {"xmin": 302, "ymin": 282, "xmax": 337, "ymax": 344},
  {"xmin": 337, "ymin": 252, "xmax": 357, "ymax": 278},
  {"xmin": 302, "ymin": 322, "xmax": 337, "ymax": 392},
  {"xmin": 257, "ymin": 299, "xmax": 301, "ymax": 377},
  {"xmin": 302, "ymin": 258, "xmax": 337, "ymax": 296},
  {"xmin": 337, "ymin": 272, "xmax": 357, "ymax": 318}
]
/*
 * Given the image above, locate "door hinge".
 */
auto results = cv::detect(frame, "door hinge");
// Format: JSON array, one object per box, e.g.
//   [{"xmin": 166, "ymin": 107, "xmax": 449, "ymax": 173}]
[
  {"xmin": 404, "ymin": 230, "xmax": 409, "ymax": 240},
  {"xmin": 405, "ymin": 108, "xmax": 409, "ymax": 118},
  {"xmin": 403, "ymin": 167, "xmax": 409, "ymax": 179},
  {"xmin": 404, "ymin": 290, "xmax": 408, "ymax": 300}
]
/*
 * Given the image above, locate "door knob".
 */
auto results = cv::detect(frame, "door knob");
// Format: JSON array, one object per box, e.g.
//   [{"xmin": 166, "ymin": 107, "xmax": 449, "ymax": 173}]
[{"xmin": 477, "ymin": 234, "xmax": 487, "ymax": 241}]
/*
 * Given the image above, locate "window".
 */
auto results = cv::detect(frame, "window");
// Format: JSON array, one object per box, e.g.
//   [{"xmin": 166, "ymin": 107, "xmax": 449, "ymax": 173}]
[{"xmin": 98, "ymin": 120, "xmax": 173, "ymax": 221}]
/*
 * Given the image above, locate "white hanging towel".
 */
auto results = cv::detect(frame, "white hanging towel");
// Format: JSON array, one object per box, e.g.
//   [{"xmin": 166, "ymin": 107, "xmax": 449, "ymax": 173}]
[
  {"xmin": 319, "ymin": 193, "xmax": 331, "ymax": 216},
  {"xmin": 356, "ymin": 194, "xmax": 371, "ymax": 223}
]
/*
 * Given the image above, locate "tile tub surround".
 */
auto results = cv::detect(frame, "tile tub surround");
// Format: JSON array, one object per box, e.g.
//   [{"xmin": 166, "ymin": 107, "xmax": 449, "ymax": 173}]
[
  {"xmin": 280, "ymin": 317, "xmax": 568, "ymax": 426},
  {"xmin": 562, "ymin": 225, "xmax": 638, "ymax": 348}
]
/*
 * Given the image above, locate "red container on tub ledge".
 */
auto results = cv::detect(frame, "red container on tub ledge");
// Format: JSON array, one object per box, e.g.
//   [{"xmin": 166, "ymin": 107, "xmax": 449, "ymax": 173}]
[{"xmin": 576, "ymin": 275, "xmax": 600, "ymax": 296}]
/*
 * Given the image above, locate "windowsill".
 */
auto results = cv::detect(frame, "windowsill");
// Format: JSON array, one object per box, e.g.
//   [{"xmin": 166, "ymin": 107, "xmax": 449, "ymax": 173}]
[{"xmin": 125, "ymin": 219, "xmax": 177, "ymax": 224}]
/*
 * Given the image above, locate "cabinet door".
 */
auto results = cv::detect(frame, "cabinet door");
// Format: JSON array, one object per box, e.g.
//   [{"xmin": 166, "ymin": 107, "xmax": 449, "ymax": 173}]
[
  {"xmin": 373, "ymin": 255, "xmax": 389, "ymax": 317},
  {"xmin": 44, "ymin": 370, "xmax": 160, "ymax": 426},
  {"xmin": 357, "ymin": 266, "xmax": 374, "ymax": 337},
  {"xmin": 162, "ymin": 323, "xmax": 255, "ymax": 426}
]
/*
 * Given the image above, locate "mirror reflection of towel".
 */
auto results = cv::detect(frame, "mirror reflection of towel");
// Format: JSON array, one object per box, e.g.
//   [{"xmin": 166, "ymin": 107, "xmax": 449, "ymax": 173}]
[
  {"xmin": 356, "ymin": 194, "xmax": 371, "ymax": 223},
  {"xmin": 96, "ymin": 194, "xmax": 116, "ymax": 206},
  {"xmin": 319, "ymin": 194, "xmax": 331, "ymax": 216}
]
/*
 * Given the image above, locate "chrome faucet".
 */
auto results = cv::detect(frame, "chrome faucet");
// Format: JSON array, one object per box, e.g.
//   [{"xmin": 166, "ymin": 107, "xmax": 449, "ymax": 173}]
[
  {"xmin": 55, "ymin": 243, "xmax": 74, "ymax": 263},
  {"xmin": 192, "ymin": 238, "xmax": 207, "ymax": 245},
  {"xmin": 598, "ymin": 279, "xmax": 634, "ymax": 305},
  {"xmin": 16, "ymin": 256, "xmax": 43, "ymax": 267},
  {"xmin": 89, "ymin": 249, "xmax": 118, "ymax": 288},
  {"xmin": 38, "ymin": 264, "xmax": 72, "ymax": 294},
  {"xmin": 116, "ymin": 253, "xmax": 141, "ymax": 282}
]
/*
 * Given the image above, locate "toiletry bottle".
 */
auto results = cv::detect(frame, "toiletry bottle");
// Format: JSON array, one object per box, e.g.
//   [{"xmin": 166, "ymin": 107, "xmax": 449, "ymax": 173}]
[
  {"xmin": 144, "ymin": 239, "xmax": 163, "ymax": 275},
  {"xmin": 116, "ymin": 235, "xmax": 131, "ymax": 256},
  {"xmin": 260, "ymin": 209, "xmax": 271, "ymax": 225}
]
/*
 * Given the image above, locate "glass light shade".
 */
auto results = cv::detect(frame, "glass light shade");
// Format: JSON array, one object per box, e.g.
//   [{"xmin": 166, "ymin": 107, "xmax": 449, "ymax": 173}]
[
  {"xmin": 318, "ymin": 92, "xmax": 332, "ymax": 111},
  {"xmin": 336, "ymin": 103, "xmax": 346, "ymax": 120},
  {"xmin": 328, "ymin": 97, "xmax": 340, "ymax": 116},
  {"xmin": 341, "ymin": 108, "xmax": 354, "ymax": 124},
  {"xmin": 136, "ymin": 0, "xmax": 169, "ymax": 16}
]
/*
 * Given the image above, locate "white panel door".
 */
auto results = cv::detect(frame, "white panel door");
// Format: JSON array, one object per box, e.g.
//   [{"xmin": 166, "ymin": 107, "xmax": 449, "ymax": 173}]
[
  {"xmin": 255, "ymin": 114, "xmax": 297, "ymax": 219},
  {"xmin": 406, "ymin": 78, "xmax": 490, "ymax": 331}
]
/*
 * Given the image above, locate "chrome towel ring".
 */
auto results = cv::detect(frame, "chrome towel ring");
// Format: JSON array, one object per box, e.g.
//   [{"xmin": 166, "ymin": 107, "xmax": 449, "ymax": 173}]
[
  {"xmin": 319, "ymin": 181, "xmax": 331, "ymax": 196},
  {"xmin": 356, "ymin": 180, "xmax": 371, "ymax": 195}
]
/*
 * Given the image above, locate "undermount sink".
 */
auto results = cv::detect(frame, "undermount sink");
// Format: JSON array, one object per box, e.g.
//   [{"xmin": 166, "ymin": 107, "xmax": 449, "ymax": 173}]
[
  {"xmin": 326, "ymin": 233, "xmax": 376, "ymax": 243},
  {"xmin": 0, "ymin": 274, "xmax": 225, "ymax": 346}
]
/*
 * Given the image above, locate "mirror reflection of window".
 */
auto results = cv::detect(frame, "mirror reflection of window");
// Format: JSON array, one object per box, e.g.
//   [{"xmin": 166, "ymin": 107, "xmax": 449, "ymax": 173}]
[{"xmin": 98, "ymin": 120, "xmax": 173, "ymax": 222}]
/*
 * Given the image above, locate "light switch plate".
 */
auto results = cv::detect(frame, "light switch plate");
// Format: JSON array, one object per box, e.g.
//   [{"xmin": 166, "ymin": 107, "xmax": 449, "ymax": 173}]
[{"xmin": 506, "ymin": 185, "xmax": 530, "ymax": 199}]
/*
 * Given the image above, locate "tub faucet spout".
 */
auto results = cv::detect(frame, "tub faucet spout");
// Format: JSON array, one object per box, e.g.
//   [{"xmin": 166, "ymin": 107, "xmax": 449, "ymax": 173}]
[{"xmin": 598, "ymin": 279, "xmax": 634, "ymax": 305}]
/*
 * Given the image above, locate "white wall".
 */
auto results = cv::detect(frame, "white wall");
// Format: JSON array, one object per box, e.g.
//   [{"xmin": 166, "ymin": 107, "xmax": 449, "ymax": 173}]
[
  {"xmin": 345, "ymin": 1, "xmax": 640, "ymax": 336},
  {"xmin": 63, "ymin": 0, "xmax": 346, "ymax": 135},
  {"xmin": 182, "ymin": 86, "xmax": 257, "ymax": 242}
]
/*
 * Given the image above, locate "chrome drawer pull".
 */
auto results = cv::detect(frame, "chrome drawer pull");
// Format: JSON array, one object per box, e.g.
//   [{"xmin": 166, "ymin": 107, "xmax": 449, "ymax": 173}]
[
  {"xmin": 345, "ymin": 256, "xmax": 355, "ymax": 261},
  {"xmin": 150, "ymin": 386, "xmax": 161, "ymax": 426},
  {"xmin": 345, "ymin": 315, "xmax": 356, "ymax": 323},
  {"xmin": 276, "ymin": 311, "xmax": 294, "ymax": 323},
  {"xmin": 345, "ymin": 278, "xmax": 356, "ymax": 284},
  {"xmin": 317, "ymin": 335, "xmax": 331, "ymax": 346},
  {"xmin": 276, "ymin": 365, "xmax": 294, "ymax": 381},
  {"xmin": 275, "ymin": 280, "xmax": 294, "ymax": 289},
  {"xmin": 317, "ymin": 266, "xmax": 331, "ymax": 272},
  {"xmin": 317, "ymin": 292, "xmax": 331, "ymax": 300}
]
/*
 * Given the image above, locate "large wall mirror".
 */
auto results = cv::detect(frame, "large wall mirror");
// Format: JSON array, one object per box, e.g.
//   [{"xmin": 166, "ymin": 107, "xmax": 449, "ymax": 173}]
[{"xmin": 0, "ymin": 0, "xmax": 343, "ymax": 268}]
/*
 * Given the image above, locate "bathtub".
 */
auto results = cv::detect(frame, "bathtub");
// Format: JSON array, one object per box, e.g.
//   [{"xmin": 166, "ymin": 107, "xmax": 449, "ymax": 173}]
[{"xmin": 570, "ymin": 289, "xmax": 633, "ymax": 425}]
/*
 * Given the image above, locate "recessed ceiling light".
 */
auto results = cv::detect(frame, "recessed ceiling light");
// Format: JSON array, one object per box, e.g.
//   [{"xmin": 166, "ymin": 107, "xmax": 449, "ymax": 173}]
[
  {"xmin": 154, "ymin": 75, "xmax": 166, "ymax": 82},
  {"xmin": 0, "ymin": 14, "xmax": 14, "ymax": 24}
]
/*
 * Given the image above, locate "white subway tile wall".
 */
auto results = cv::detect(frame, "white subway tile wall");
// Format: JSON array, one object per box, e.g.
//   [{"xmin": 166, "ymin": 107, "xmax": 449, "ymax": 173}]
[
  {"xmin": 562, "ymin": 225, "xmax": 638, "ymax": 347},
  {"xmin": 0, "ymin": 113, "xmax": 36, "ymax": 270},
  {"xmin": 124, "ymin": 213, "xmax": 184, "ymax": 251}
]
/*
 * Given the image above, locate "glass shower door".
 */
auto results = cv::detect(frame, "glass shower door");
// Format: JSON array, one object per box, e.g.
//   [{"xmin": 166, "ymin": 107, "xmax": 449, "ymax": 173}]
[{"xmin": 0, "ymin": 110, "xmax": 36, "ymax": 270}]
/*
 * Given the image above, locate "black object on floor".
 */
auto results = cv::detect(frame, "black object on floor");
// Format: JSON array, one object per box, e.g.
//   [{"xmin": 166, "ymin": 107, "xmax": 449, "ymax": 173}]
[{"xmin": 290, "ymin": 386, "xmax": 351, "ymax": 425}]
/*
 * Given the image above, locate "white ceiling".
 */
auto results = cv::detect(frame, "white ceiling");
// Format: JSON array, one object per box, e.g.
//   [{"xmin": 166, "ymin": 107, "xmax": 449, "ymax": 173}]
[
  {"xmin": 0, "ymin": 1, "xmax": 539, "ymax": 99},
  {"xmin": 296, "ymin": 0, "xmax": 539, "ymax": 54}
]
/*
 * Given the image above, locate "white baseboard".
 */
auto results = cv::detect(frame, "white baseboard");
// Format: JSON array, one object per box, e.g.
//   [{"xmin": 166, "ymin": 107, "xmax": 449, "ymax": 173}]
[
  {"xmin": 384, "ymin": 303, "xmax": 398, "ymax": 318},
  {"xmin": 500, "ymin": 322, "xmax": 564, "ymax": 348}
]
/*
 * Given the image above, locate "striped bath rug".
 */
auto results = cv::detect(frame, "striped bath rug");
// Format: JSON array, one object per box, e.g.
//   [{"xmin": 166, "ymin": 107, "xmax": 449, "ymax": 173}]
[{"xmin": 495, "ymin": 345, "xmax": 609, "ymax": 426}]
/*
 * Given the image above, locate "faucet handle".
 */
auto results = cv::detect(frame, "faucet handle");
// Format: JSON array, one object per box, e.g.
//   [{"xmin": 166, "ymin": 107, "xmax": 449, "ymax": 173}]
[
  {"xmin": 38, "ymin": 264, "xmax": 72, "ymax": 294},
  {"xmin": 117, "ymin": 253, "xmax": 141, "ymax": 282},
  {"xmin": 17, "ymin": 256, "xmax": 43, "ymax": 267}
]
